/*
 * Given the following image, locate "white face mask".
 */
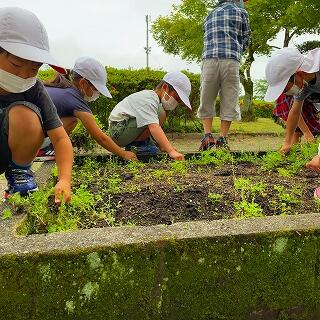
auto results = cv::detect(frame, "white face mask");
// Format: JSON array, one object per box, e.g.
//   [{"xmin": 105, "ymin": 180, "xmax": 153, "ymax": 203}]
[
  {"xmin": 0, "ymin": 68, "xmax": 37, "ymax": 93},
  {"xmin": 161, "ymin": 91, "xmax": 179, "ymax": 111},
  {"xmin": 285, "ymin": 80, "xmax": 308, "ymax": 97},
  {"xmin": 84, "ymin": 90, "xmax": 100, "ymax": 102}
]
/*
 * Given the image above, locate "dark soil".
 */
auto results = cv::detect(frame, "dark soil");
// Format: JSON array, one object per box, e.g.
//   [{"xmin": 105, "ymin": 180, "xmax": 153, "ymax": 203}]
[{"xmin": 80, "ymin": 161, "xmax": 320, "ymax": 228}]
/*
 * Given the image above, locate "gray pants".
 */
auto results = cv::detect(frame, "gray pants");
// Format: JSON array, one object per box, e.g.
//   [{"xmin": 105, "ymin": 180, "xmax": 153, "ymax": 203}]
[
  {"xmin": 108, "ymin": 118, "xmax": 146, "ymax": 147},
  {"xmin": 0, "ymin": 101, "xmax": 43, "ymax": 173},
  {"xmin": 197, "ymin": 58, "xmax": 241, "ymax": 121}
]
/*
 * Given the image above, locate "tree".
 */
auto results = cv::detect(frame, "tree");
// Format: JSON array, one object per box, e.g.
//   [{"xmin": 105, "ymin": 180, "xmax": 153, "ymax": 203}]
[
  {"xmin": 297, "ymin": 40, "xmax": 320, "ymax": 54},
  {"xmin": 152, "ymin": 0, "xmax": 320, "ymax": 121}
]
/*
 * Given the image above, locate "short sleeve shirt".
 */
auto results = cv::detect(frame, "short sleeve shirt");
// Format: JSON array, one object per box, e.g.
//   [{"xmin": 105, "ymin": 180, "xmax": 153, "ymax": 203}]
[
  {"xmin": 45, "ymin": 86, "xmax": 92, "ymax": 118},
  {"xmin": 295, "ymin": 72, "xmax": 320, "ymax": 101},
  {"xmin": 0, "ymin": 79, "xmax": 62, "ymax": 132},
  {"xmin": 109, "ymin": 90, "xmax": 164, "ymax": 128}
]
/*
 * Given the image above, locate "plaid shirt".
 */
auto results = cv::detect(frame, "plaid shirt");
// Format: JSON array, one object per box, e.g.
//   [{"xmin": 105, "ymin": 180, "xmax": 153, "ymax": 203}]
[
  {"xmin": 202, "ymin": 2, "xmax": 251, "ymax": 61},
  {"xmin": 274, "ymin": 93, "xmax": 320, "ymax": 135}
]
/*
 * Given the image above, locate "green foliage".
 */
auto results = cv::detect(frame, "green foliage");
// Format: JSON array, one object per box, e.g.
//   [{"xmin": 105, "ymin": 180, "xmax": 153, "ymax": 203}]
[
  {"xmin": 297, "ymin": 41, "xmax": 320, "ymax": 54},
  {"xmin": 194, "ymin": 148, "xmax": 234, "ymax": 166},
  {"xmin": 262, "ymin": 142, "xmax": 318, "ymax": 175},
  {"xmin": 2, "ymin": 208, "xmax": 12, "ymax": 220},
  {"xmin": 234, "ymin": 200, "xmax": 264, "ymax": 218},
  {"xmin": 208, "ymin": 192, "xmax": 223, "ymax": 204},
  {"xmin": 271, "ymin": 185, "xmax": 301, "ymax": 215}
]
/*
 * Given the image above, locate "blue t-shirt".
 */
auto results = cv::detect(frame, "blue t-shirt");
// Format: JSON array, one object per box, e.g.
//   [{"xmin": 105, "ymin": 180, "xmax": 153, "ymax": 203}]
[{"xmin": 45, "ymin": 86, "xmax": 92, "ymax": 118}]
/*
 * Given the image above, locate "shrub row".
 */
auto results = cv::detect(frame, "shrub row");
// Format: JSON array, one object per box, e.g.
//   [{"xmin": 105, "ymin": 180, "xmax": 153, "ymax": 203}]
[{"xmin": 39, "ymin": 67, "xmax": 275, "ymax": 133}]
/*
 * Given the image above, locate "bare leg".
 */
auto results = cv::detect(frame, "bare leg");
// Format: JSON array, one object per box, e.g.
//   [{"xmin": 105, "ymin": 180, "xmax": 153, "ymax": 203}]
[
  {"xmin": 8, "ymin": 105, "xmax": 44, "ymax": 164},
  {"xmin": 135, "ymin": 112, "xmax": 167, "ymax": 141},
  {"xmin": 202, "ymin": 117, "xmax": 213, "ymax": 134},
  {"xmin": 220, "ymin": 120, "xmax": 231, "ymax": 137}
]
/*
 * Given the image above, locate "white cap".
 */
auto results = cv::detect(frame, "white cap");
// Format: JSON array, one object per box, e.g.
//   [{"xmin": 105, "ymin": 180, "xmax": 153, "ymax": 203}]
[
  {"xmin": 73, "ymin": 56, "xmax": 112, "ymax": 98},
  {"xmin": 264, "ymin": 47, "xmax": 305, "ymax": 101},
  {"xmin": 163, "ymin": 71, "xmax": 192, "ymax": 110},
  {"xmin": 0, "ymin": 7, "xmax": 65, "ymax": 74}
]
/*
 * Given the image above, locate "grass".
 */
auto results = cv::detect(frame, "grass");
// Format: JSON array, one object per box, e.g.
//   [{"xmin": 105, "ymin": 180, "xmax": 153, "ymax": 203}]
[
  {"xmin": 212, "ymin": 118, "xmax": 284, "ymax": 135},
  {"xmin": 165, "ymin": 117, "xmax": 284, "ymax": 135}
]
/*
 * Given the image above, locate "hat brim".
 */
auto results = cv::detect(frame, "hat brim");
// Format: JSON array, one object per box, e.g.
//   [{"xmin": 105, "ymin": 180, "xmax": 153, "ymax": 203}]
[
  {"xmin": 0, "ymin": 41, "xmax": 66, "ymax": 74},
  {"xmin": 90, "ymin": 79, "xmax": 112, "ymax": 98},
  {"xmin": 264, "ymin": 78, "xmax": 290, "ymax": 102},
  {"xmin": 173, "ymin": 87, "xmax": 192, "ymax": 110}
]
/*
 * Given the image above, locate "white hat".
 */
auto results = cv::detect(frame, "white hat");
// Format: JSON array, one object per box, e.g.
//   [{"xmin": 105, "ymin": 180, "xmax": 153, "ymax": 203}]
[
  {"xmin": 0, "ymin": 7, "xmax": 65, "ymax": 74},
  {"xmin": 264, "ymin": 48, "xmax": 304, "ymax": 101},
  {"xmin": 73, "ymin": 56, "xmax": 112, "ymax": 98},
  {"xmin": 163, "ymin": 71, "xmax": 192, "ymax": 110}
]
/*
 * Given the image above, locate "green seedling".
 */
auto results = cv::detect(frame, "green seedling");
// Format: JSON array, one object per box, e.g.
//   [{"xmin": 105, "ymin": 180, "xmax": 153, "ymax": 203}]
[{"xmin": 208, "ymin": 192, "xmax": 223, "ymax": 203}]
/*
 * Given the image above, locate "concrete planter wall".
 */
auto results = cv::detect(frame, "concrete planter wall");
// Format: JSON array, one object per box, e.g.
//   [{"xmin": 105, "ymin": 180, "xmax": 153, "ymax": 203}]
[{"xmin": 0, "ymin": 211, "xmax": 320, "ymax": 320}]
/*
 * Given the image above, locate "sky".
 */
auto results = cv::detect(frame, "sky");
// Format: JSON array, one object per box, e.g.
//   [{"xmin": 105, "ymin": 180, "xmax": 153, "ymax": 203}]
[{"xmin": 1, "ymin": 0, "xmax": 318, "ymax": 80}]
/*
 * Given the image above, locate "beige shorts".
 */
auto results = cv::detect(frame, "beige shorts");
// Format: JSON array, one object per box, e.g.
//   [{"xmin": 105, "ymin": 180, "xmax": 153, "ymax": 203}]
[{"xmin": 197, "ymin": 58, "xmax": 241, "ymax": 121}]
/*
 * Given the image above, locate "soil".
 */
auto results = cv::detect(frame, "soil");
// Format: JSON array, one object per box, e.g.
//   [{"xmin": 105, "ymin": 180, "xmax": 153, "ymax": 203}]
[{"xmin": 74, "ymin": 160, "xmax": 320, "ymax": 229}]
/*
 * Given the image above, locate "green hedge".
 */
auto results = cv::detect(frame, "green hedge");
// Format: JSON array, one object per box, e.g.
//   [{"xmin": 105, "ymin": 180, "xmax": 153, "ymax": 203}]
[{"xmin": 39, "ymin": 68, "xmax": 275, "ymax": 134}]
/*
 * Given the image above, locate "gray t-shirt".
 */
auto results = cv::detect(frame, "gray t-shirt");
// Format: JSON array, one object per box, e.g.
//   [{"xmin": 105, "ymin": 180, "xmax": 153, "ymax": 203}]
[
  {"xmin": 0, "ymin": 79, "xmax": 62, "ymax": 133},
  {"xmin": 295, "ymin": 72, "xmax": 320, "ymax": 101},
  {"xmin": 109, "ymin": 90, "xmax": 164, "ymax": 128}
]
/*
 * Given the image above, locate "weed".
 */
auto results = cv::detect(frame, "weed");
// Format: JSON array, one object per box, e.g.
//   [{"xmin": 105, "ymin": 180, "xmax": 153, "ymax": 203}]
[
  {"xmin": 194, "ymin": 149, "xmax": 234, "ymax": 166},
  {"xmin": 208, "ymin": 192, "xmax": 223, "ymax": 204},
  {"xmin": 234, "ymin": 200, "xmax": 264, "ymax": 218},
  {"xmin": 2, "ymin": 208, "xmax": 12, "ymax": 220},
  {"xmin": 171, "ymin": 161, "xmax": 189, "ymax": 174}
]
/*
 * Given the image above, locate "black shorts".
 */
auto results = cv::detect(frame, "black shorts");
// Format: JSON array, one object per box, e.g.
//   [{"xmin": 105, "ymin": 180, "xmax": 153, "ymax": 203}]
[{"xmin": 0, "ymin": 101, "xmax": 43, "ymax": 174}]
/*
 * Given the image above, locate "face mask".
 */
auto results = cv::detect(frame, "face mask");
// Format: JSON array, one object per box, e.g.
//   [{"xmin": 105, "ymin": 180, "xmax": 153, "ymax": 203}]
[
  {"xmin": 161, "ymin": 91, "xmax": 179, "ymax": 111},
  {"xmin": 84, "ymin": 90, "xmax": 100, "ymax": 102},
  {"xmin": 285, "ymin": 78, "xmax": 308, "ymax": 96},
  {"xmin": 0, "ymin": 68, "xmax": 37, "ymax": 93}
]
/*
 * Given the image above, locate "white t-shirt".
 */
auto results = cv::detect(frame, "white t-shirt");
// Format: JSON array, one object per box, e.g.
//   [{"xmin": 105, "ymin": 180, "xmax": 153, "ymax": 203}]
[{"xmin": 109, "ymin": 90, "xmax": 164, "ymax": 128}]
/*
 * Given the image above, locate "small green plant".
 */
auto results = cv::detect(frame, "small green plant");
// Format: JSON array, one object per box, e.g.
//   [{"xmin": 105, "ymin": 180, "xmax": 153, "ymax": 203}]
[
  {"xmin": 261, "ymin": 151, "xmax": 285, "ymax": 171},
  {"xmin": 171, "ymin": 160, "xmax": 189, "ymax": 174},
  {"xmin": 194, "ymin": 148, "xmax": 234, "ymax": 166},
  {"xmin": 208, "ymin": 192, "xmax": 223, "ymax": 204},
  {"xmin": 234, "ymin": 200, "xmax": 264, "ymax": 218},
  {"xmin": 2, "ymin": 208, "xmax": 12, "ymax": 220}
]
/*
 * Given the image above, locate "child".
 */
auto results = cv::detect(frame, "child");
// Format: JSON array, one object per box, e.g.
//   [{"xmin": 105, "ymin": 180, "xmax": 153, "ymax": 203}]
[
  {"xmin": 0, "ymin": 7, "xmax": 73, "ymax": 202},
  {"xmin": 108, "ymin": 71, "xmax": 192, "ymax": 160},
  {"xmin": 38, "ymin": 57, "xmax": 137, "ymax": 161},
  {"xmin": 274, "ymin": 93, "xmax": 320, "ymax": 144},
  {"xmin": 264, "ymin": 47, "xmax": 320, "ymax": 154}
]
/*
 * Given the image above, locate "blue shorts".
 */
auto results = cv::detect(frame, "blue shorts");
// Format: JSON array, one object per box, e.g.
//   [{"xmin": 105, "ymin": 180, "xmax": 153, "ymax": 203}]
[{"xmin": 0, "ymin": 101, "xmax": 43, "ymax": 173}]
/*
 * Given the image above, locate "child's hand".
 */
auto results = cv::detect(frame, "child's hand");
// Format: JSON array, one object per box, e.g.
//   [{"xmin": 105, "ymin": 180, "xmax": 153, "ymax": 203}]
[
  {"xmin": 122, "ymin": 151, "xmax": 138, "ymax": 161},
  {"xmin": 280, "ymin": 142, "xmax": 292, "ymax": 155},
  {"xmin": 168, "ymin": 149, "xmax": 185, "ymax": 161},
  {"xmin": 306, "ymin": 155, "xmax": 320, "ymax": 173},
  {"xmin": 54, "ymin": 179, "xmax": 72, "ymax": 204}
]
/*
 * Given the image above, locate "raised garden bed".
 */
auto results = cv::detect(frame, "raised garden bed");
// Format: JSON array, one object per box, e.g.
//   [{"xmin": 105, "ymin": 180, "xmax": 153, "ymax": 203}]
[{"xmin": 8, "ymin": 143, "xmax": 320, "ymax": 235}]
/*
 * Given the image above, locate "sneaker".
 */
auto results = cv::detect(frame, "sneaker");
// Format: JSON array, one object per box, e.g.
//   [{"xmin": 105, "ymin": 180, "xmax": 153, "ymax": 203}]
[
  {"xmin": 125, "ymin": 138, "xmax": 160, "ymax": 155},
  {"xmin": 215, "ymin": 136, "xmax": 230, "ymax": 149},
  {"xmin": 4, "ymin": 167, "xmax": 38, "ymax": 199},
  {"xmin": 199, "ymin": 135, "xmax": 216, "ymax": 151},
  {"xmin": 35, "ymin": 143, "xmax": 55, "ymax": 161}
]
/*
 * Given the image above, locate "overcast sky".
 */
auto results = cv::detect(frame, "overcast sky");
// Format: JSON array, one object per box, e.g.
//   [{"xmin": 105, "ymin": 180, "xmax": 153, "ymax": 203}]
[{"xmin": 1, "ymin": 0, "xmax": 318, "ymax": 80}]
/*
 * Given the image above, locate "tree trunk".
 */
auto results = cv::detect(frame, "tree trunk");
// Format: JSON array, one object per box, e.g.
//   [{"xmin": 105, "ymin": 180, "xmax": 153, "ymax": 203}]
[{"xmin": 239, "ymin": 45, "xmax": 255, "ymax": 122}]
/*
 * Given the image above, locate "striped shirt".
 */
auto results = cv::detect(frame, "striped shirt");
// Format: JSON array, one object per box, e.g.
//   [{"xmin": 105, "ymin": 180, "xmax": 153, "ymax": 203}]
[{"xmin": 202, "ymin": 2, "xmax": 251, "ymax": 61}]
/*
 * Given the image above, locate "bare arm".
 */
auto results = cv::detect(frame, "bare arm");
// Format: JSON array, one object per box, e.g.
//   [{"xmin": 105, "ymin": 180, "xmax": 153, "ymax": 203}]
[
  {"xmin": 47, "ymin": 126, "xmax": 73, "ymax": 203},
  {"xmin": 148, "ymin": 123, "xmax": 184, "ymax": 160},
  {"xmin": 75, "ymin": 111, "xmax": 137, "ymax": 160},
  {"xmin": 297, "ymin": 115, "xmax": 315, "ymax": 142},
  {"xmin": 280, "ymin": 99, "xmax": 303, "ymax": 153}
]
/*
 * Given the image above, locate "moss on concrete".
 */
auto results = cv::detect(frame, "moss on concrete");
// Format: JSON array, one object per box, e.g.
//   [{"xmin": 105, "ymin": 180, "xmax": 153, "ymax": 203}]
[{"xmin": 0, "ymin": 229, "xmax": 320, "ymax": 319}]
